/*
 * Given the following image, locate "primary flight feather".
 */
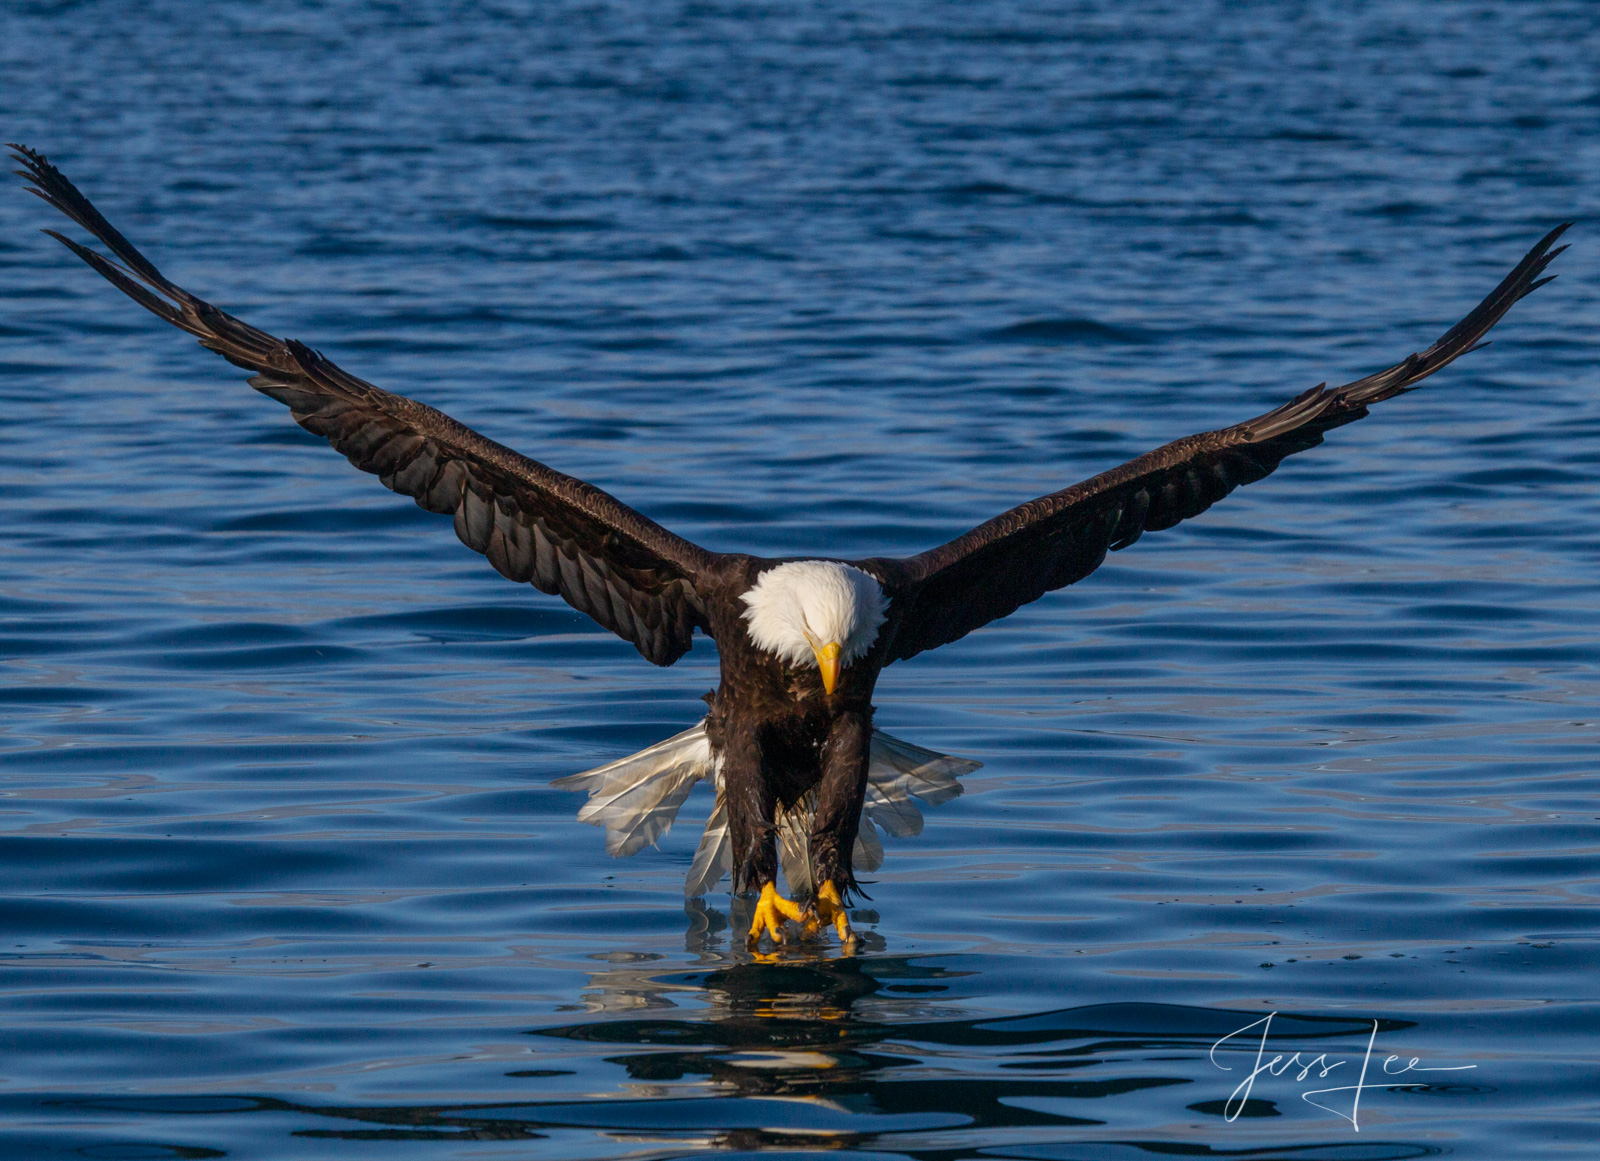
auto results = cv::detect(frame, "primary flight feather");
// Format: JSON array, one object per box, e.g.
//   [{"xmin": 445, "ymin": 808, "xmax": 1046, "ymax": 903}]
[{"xmin": 12, "ymin": 143, "xmax": 1567, "ymax": 947}]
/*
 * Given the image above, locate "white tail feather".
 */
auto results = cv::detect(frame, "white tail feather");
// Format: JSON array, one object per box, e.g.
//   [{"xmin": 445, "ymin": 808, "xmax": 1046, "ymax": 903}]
[
  {"xmin": 776, "ymin": 792, "xmax": 816, "ymax": 899},
  {"xmin": 855, "ymin": 812, "xmax": 885, "ymax": 872},
  {"xmin": 554, "ymin": 717, "xmax": 980, "ymax": 896},
  {"xmin": 550, "ymin": 723, "xmax": 717, "ymax": 857},
  {"xmin": 684, "ymin": 780, "xmax": 732, "ymax": 899}
]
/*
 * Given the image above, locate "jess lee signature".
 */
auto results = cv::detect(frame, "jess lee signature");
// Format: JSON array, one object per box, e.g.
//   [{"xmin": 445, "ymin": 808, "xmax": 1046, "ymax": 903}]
[{"xmin": 1209, "ymin": 1012, "xmax": 1476, "ymax": 1130}]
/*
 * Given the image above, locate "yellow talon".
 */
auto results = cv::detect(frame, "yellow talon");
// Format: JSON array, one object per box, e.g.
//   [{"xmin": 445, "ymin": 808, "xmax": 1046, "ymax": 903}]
[
  {"xmin": 747, "ymin": 881, "xmax": 805, "ymax": 947},
  {"xmin": 812, "ymin": 880, "xmax": 855, "ymax": 945}
]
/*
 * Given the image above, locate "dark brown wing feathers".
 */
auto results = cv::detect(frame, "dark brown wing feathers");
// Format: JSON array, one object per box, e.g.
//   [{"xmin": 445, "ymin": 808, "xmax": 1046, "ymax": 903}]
[
  {"xmin": 16, "ymin": 144, "xmax": 1566, "ymax": 672},
  {"xmin": 13, "ymin": 144, "xmax": 714, "ymax": 666},
  {"xmin": 870, "ymin": 224, "xmax": 1569, "ymax": 664}
]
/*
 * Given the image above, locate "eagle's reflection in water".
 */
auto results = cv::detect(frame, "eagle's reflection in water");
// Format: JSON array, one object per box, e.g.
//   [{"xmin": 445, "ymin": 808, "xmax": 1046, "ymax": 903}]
[
  {"xmin": 554, "ymin": 952, "xmax": 962, "ymax": 1106},
  {"xmin": 537, "ymin": 944, "xmax": 1114, "ymax": 1152}
]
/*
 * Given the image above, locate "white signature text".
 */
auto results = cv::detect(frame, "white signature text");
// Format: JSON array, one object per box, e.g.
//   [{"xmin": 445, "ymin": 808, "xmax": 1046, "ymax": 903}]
[{"xmin": 1209, "ymin": 1012, "xmax": 1476, "ymax": 1130}]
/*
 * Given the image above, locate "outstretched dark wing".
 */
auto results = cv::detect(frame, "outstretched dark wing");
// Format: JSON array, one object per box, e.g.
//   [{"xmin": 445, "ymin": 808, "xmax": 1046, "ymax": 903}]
[
  {"xmin": 13, "ymin": 144, "xmax": 717, "ymax": 666},
  {"xmin": 868, "ymin": 225, "xmax": 1569, "ymax": 665}
]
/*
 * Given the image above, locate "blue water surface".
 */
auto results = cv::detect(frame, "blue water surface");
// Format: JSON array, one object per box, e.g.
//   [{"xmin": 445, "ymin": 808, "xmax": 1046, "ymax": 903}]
[{"xmin": 3, "ymin": 2, "xmax": 1599, "ymax": 1157}]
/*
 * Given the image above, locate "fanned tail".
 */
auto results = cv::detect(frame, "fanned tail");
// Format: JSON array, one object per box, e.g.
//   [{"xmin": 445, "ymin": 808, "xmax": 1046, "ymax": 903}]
[{"xmin": 554, "ymin": 717, "xmax": 980, "ymax": 897}]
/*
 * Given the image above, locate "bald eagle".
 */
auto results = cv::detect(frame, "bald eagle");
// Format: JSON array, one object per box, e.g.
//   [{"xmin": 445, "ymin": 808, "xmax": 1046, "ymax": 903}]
[{"xmin": 13, "ymin": 145, "xmax": 1567, "ymax": 947}]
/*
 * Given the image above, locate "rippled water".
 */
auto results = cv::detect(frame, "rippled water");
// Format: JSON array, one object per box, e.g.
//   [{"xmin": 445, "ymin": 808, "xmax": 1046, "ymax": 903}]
[{"xmin": 3, "ymin": 2, "xmax": 1599, "ymax": 1157}]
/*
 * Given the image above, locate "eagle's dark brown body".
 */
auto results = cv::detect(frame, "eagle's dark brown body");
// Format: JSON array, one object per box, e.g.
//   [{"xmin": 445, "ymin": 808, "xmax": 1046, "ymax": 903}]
[
  {"xmin": 12, "ymin": 142, "xmax": 1568, "ymax": 941},
  {"xmin": 702, "ymin": 561, "xmax": 888, "ymax": 897}
]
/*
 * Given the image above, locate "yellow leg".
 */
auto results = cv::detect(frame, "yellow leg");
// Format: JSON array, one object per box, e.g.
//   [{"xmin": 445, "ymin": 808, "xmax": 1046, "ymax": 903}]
[
  {"xmin": 809, "ymin": 880, "xmax": 855, "ymax": 945},
  {"xmin": 747, "ymin": 881, "xmax": 805, "ymax": 947}
]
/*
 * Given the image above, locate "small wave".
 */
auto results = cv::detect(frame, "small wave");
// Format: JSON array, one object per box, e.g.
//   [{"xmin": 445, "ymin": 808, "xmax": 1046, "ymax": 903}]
[
  {"xmin": 987, "ymin": 318, "xmax": 1156, "ymax": 345},
  {"xmin": 471, "ymin": 214, "xmax": 615, "ymax": 232}
]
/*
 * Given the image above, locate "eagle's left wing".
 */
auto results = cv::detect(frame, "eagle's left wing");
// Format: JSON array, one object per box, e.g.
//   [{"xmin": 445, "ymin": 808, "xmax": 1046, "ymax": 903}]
[{"xmin": 864, "ymin": 224, "xmax": 1569, "ymax": 665}]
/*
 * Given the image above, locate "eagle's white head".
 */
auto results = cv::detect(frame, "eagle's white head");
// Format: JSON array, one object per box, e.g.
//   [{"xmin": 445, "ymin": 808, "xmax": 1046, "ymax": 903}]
[{"xmin": 740, "ymin": 560, "xmax": 887, "ymax": 694}]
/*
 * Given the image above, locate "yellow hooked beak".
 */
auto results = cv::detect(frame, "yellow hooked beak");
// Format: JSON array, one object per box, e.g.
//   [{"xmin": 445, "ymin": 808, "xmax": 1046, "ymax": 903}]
[{"xmin": 814, "ymin": 641, "xmax": 842, "ymax": 695}]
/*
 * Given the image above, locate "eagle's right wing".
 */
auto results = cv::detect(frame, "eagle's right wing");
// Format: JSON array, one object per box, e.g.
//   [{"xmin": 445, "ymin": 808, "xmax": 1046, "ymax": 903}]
[{"xmin": 14, "ymin": 144, "xmax": 718, "ymax": 666}]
